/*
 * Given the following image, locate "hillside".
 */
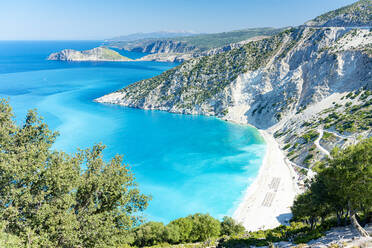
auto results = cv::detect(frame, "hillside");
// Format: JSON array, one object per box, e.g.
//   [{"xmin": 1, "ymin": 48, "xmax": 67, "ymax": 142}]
[
  {"xmin": 96, "ymin": 1, "xmax": 372, "ymax": 172},
  {"xmin": 105, "ymin": 28, "xmax": 283, "ymax": 62},
  {"xmin": 305, "ymin": 0, "xmax": 372, "ymax": 27},
  {"xmin": 108, "ymin": 27, "xmax": 282, "ymax": 52},
  {"xmin": 48, "ymin": 47, "xmax": 133, "ymax": 62},
  {"xmin": 106, "ymin": 31, "xmax": 197, "ymax": 42}
]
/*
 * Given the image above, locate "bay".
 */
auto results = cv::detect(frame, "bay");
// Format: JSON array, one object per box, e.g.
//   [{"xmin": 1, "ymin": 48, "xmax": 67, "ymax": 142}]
[{"xmin": 0, "ymin": 41, "xmax": 265, "ymax": 223}]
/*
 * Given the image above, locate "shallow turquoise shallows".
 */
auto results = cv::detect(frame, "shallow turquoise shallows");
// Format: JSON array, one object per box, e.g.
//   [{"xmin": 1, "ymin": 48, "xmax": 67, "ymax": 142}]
[{"xmin": 0, "ymin": 41, "xmax": 266, "ymax": 223}]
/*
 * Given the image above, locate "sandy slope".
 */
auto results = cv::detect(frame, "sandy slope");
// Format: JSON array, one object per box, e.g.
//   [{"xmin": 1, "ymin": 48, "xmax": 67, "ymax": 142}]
[{"xmin": 232, "ymin": 130, "xmax": 299, "ymax": 231}]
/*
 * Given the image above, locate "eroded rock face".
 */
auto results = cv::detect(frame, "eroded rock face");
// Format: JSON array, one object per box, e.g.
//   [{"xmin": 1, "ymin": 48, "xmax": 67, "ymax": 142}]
[
  {"xmin": 96, "ymin": 27, "xmax": 371, "ymax": 126},
  {"xmin": 123, "ymin": 40, "xmax": 197, "ymax": 54},
  {"xmin": 95, "ymin": 27, "xmax": 372, "ymax": 168},
  {"xmin": 48, "ymin": 47, "xmax": 133, "ymax": 62},
  {"xmin": 128, "ymin": 36, "xmax": 270, "ymax": 62},
  {"xmin": 224, "ymin": 28, "xmax": 372, "ymax": 129}
]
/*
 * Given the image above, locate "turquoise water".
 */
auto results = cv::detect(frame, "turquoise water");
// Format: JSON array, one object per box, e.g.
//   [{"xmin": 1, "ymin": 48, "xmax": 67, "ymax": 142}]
[{"xmin": 0, "ymin": 41, "xmax": 266, "ymax": 223}]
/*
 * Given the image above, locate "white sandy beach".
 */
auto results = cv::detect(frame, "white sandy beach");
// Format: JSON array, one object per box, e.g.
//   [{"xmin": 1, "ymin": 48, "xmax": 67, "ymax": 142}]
[{"xmin": 233, "ymin": 130, "xmax": 299, "ymax": 231}]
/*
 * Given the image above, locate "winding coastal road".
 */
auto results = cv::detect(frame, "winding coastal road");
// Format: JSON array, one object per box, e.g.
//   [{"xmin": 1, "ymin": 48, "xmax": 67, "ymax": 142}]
[{"xmin": 314, "ymin": 128, "xmax": 331, "ymax": 157}]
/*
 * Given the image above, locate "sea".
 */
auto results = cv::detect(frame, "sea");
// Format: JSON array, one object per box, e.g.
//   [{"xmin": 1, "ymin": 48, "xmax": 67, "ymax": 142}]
[{"xmin": 0, "ymin": 41, "xmax": 266, "ymax": 223}]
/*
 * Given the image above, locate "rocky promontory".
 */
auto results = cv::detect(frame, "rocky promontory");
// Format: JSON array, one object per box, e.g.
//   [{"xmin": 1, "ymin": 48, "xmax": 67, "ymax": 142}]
[{"xmin": 47, "ymin": 47, "xmax": 133, "ymax": 62}]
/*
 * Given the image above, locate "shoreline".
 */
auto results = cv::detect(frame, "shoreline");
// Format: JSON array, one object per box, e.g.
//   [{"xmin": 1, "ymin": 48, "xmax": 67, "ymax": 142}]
[
  {"xmin": 232, "ymin": 129, "xmax": 299, "ymax": 231},
  {"xmin": 93, "ymin": 98, "xmax": 300, "ymax": 230}
]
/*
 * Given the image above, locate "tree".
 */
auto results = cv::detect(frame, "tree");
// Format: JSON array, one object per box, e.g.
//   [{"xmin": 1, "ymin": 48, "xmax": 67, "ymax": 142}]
[
  {"xmin": 292, "ymin": 137, "xmax": 372, "ymax": 237},
  {"xmin": 188, "ymin": 213, "xmax": 221, "ymax": 242},
  {"xmin": 164, "ymin": 223, "xmax": 180, "ymax": 244},
  {"xmin": 0, "ymin": 99, "xmax": 150, "ymax": 247},
  {"xmin": 132, "ymin": 222, "xmax": 166, "ymax": 247},
  {"xmin": 0, "ymin": 221, "xmax": 23, "ymax": 248},
  {"xmin": 310, "ymin": 169, "xmax": 348, "ymax": 226},
  {"xmin": 220, "ymin": 216, "xmax": 245, "ymax": 236},
  {"xmin": 324, "ymin": 139, "xmax": 372, "ymax": 237},
  {"xmin": 168, "ymin": 217, "xmax": 193, "ymax": 243},
  {"xmin": 291, "ymin": 191, "xmax": 326, "ymax": 229}
]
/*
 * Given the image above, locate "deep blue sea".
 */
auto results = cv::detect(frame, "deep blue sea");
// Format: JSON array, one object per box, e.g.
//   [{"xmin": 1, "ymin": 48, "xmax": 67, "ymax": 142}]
[{"xmin": 0, "ymin": 41, "xmax": 265, "ymax": 223}]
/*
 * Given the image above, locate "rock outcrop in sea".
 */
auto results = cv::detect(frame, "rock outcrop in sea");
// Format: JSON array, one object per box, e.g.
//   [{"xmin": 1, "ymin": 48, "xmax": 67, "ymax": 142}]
[{"xmin": 48, "ymin": 47, "xmax": 132, "ymax": 62}]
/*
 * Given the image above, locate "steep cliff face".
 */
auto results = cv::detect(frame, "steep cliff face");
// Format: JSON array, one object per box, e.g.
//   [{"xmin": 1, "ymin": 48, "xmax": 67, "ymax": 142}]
[
  {"xmin": 96, "ymin": 30, "xmax": 287, "ymax": 115},
  {"xmin": 96, "ymin": 1, "xmax": 372, "ymax": 169},
  {"xmin": 224, "ymin": 28, "xmax": 372, "ymax": 128},
  {"xmin": 96, "ymin": 27, "xmax": 372, "ymax": 168},
  {"xmin": 97, "ymin": 27, "xmax": 371, "ymax": 123},
  {"xmin": 48, "ymin": 47, "xmax": 133, "ymax": 62},
  {"xmin": 119, "ymin": 40, "xmax": 197, "ymax": 54},
  {"xmin": 106, "ymin": 28, "xmax": 283, "ymax": 62},
  {"xmin": 134, "ymin": 36, "xmax": 269, "ymax": 62}
]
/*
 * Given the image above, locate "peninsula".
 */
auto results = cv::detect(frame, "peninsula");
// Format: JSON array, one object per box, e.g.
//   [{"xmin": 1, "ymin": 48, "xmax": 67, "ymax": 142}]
[{"xmin": 47, "ymin": 47, "xmax": 133, "ymax": 62}]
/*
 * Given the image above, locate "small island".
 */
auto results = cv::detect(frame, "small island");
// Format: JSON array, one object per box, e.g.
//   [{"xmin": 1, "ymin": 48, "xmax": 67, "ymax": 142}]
[{"xmin": 47, "ymin": 47, "xmax": 133, "ymax": 62}]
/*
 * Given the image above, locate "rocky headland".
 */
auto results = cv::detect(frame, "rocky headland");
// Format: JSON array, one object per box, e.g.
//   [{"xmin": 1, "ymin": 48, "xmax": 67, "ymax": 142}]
[{"xmin": 47, "ymin": 47, "xmax": 133, "ymax": 62}]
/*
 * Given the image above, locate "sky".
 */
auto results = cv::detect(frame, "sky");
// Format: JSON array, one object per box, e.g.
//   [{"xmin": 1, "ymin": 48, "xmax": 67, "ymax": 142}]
[{"xmin": 0, "ymin": 0, "xmax": 358, "ymax": 40}]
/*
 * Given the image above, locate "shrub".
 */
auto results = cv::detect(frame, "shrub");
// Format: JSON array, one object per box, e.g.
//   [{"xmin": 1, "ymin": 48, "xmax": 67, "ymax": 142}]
[
  {"xmin": 168, "ymin": 217, "xmax": 193, "ymax": 243},
  {"xmin": 301, "ymin": 130, "xmax": 319, "ymax": 143},
  {"xmin": 283, "ymin": 144, "xmax": 291, "ymax": 150},
  {"xmin": 133, "ymin": 222, "xmax": 166, "ymax": 247},
  {"xmin": 220, "ymin": 216, "xmax": 245, "ymax": 236},
  {"xmin": 188, "ymin": 213, "xmax": 221, "ymax": 242}
]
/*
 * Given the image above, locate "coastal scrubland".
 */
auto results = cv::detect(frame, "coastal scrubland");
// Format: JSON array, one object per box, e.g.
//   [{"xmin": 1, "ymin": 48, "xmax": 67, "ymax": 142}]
[{"xmin": 0, "ymin": 101, "xmax": 370, "ymax": 247}]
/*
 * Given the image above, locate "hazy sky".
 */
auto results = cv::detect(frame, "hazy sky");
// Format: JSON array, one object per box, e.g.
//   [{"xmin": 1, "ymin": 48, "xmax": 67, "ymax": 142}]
[{"xmin": 0, "ymin": 0, "xmax": 357, "ymax": 40}]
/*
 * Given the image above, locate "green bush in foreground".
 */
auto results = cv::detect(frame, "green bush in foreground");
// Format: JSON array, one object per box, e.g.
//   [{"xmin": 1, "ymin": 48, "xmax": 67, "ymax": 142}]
[
  {"xmin": 131, "ymin": 213, "xmax": 230, "ymax": 247},
  {"xmin": 0, "ymin": 99, "xmax": 149, "ymax": 247},
  {"xmin": 1, "ymin": 99, "xmax": 371, "ymax": 247}
]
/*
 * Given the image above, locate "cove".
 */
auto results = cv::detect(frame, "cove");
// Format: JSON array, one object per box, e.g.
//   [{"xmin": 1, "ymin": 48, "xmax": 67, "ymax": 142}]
[{"xmin": 0, "ymin": 41, "xmax": 266, "ymax": 223}]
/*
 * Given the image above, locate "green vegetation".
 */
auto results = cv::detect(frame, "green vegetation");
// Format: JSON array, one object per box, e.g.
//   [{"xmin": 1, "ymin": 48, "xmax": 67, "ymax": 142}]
[
  {"xmin": 321, "ymin": 131, "xmax": 337, "ymax": 142},
  {"xmin": 1, "ymin": 98, "xmax": 371, "ymax": 247},
  {"xmin": 219, "ymin": 221, "xmax": 334, "ymax": 247},
  {"xmin": 308, "ymin": 0, "xmax": 372, "ymax": 26},
  {"xmin": 109, "ymin": 28, "xmax": 283, "ymax": 52},
  {"xmin": 283, "ymin": 89, "xmax": 372, "ymax": 167},
  {"xmin": 119, "ymin": 29, "xmax": 295, "ymax": 110},
  {"xmin": 125, "ymin": 138, "xmax": 372, "ymax": 247},
  {"xmin": 292, "ymin": 137, "xmax": 372, "ymax": 236},
  {"xmin": 131, "ymin": 214, "xmax": 227, "ymax": 247},
  {"xmin": 0, "ymin": 222, "xmax": 23, "ymax": 248},
  {"xmin": 321, "ymin": 90, "xmax": 372, "ymax": 133},
  {"xmin": 283, "ymin": 143, "xmax": 291, "ymax": 150},
  {"xmin": 303, "ymin": 154, "xmax": 314, "ymax": 166},
  {"xmin": 98, "ymin": 47, "xmax": 132, "ymax": 60},
  {"xmin": 174, "ymin": 28, "xmax": 283, "ymax": 50},
  {"xmin": 301, "ymin": 130, "xmax": 319, "ymax": 144},
  {"xmin": 0, "ymin": 100, "xmax": 149, "ymax": 247}
]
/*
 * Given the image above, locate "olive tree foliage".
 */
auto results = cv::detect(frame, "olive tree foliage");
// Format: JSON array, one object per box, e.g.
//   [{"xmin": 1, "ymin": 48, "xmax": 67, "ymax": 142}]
[
  {"xmin": 131, "ymin": 213, "xmax": 223, "ymax": 246},
  {"xmin": 188, "ymin": 213, "xmax": 221, "ymax": 242},
  {"xmin": 132, "ymin": 222, "xmax": 166, "ymax": 247},
  {"xmin": 0, "ymin": 99, "xmax": 150, "ymax": 247},
  {"xmin": 0, "ymin": 221, "xmax": 22, "ymax": 248},
  {"xmin": 168, "ymin": 217, "xmax": 193, "ymax": 243},
  {"xmin": 292, "ymin": 137, "xmax": 372, "ymax": 237},
  {"xmin": 220, "ymin": 216, "xmax": 245, "ymax": 236}
]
